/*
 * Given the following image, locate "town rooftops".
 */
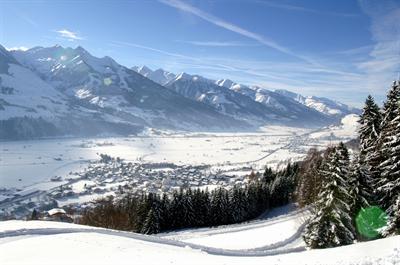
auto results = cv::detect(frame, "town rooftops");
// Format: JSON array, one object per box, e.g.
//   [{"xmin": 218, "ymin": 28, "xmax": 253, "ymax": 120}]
[{"xmin": 48, "ymin": 208, "xmax": 66, "ymax": 216}]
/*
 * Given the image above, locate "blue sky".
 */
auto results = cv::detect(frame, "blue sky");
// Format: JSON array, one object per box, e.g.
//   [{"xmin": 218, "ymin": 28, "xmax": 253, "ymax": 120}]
[{"xmin": 1, "ymin": 0, "xmax": 399, "ymax": 106}]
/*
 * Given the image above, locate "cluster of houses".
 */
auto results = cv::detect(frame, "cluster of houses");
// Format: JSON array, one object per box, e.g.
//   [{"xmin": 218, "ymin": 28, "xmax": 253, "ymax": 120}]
[
  {"xmin": 64, "ymin": 158, "xmax": 249, "ymax": 196},
  {"xmin": 1, "ymin": 156, "xmax": 252, "ymax": 221}
]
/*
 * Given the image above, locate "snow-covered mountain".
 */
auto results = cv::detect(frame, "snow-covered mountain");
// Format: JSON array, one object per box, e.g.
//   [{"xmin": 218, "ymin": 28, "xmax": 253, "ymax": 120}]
[
  {"xmin": 2, "ymin": 45, "xmax": 248, "ymax": 139},
  {"xmin": 165, "ymin": 72, "xmax": 290, "ymax": 125},
  {"xmin": 274, "ymin": 89, "xmax": 359, "ymax": 117},
  {"xmin": 0, "ymin": 45, "xmax": 91, "ymax": 139},
  {"xmin": 216, "ymin": 79, "xmax": 359, "ymax": 118},
  {"xmin": 215, "ymin": 79, "xmax": 336, "ymax": 124},
  {"xmin": 166, "ymin": 73, "xmax": 341, "ymax": 127},
  {"xmin": 132, "ymin": 66, "xmax": 176, "ymax": 86},
  {"xmin": 133, "ymin": 66, "xmax": 358, "ymax": 127},
  {"xmin": 1, "ymin": 45, "xmax": 166, "ymax": 139},
  {"xmin": 0, "ymin": 45, "xmax": 69, "ymax": 121},
  {"xmin": 1, "ymin": 44, "xmax": 360, "ymax": 139}
]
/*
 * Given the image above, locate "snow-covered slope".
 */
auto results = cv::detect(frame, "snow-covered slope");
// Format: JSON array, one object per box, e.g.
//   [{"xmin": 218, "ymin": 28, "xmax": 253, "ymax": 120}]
[
  {"xmin": 0, "ymin": 46, "xmax": 69, "ymax": 121},
  {"xmin": 132, "ymin": 66, "xmax": 176, "ymax": 86},
  {"xmin": 164, "ymin": 72, "xmax": 334, "ymax": 127},
  {"xmin": 2, "ymin": 44, "xmax": 360, "ymax": 139},
  {"xmin": 309, "ymin": 114, "xmax": 359, "ymax": 140},
  {"xmin": 216, "ymin": 79, "xmax": 352, "ymax": 121},
  {"xmin": 5, "ymin": 45, "xmax": 249, "ymax": 137},
  {"xmin": 160, "ymin": 205, "xmax": 307, "ymax": 251},
  {"xmin": 0, "ymin": 45, "xmax": 147, "ymax": 139},
  {"xmin": 165, "ymin": 72, "xmax": 283, "ymax": 125},
  {"xmin": 217, "ymin": 80, "xmax": 335, "ymax": 126},
  {"xmin": 0, "ymin": 46, "xmax": 78, "ymax": 139},
  {"xmin": 0, "ymin": 209, "xmax": 398, "ymax": 265},
  {"xmin": 132, "ymin": 66, "xmax": 357, "ymax": 127},
  {"xmin": 274, "ymin": 89, "xmax": 358, "ymax": 117}
]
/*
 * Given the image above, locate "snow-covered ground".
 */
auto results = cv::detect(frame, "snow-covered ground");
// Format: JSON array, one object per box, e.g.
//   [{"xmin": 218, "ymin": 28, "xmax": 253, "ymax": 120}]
[
  {"xmin": 0, "ymin": 117, "xmax": 357, "ymax": 190},
  {"xmin": 0, "ymin": 116, "xmax": 360, "ymax": 218},
  {"xmin": 0, "ymin": 205, "xmax": 398, "ymax": 265},
  {"xmin": 159, "ymin": 205, "xmax": 308, "ymax": 251}
]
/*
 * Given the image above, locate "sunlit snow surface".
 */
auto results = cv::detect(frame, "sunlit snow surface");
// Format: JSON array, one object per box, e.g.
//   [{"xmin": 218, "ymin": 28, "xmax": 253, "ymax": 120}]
[
  {"xmin": 0, "ymin": 116, "xmax": 359, "ymax": 216},
  {"xmin": 159, "ymin": 204, "xmax": 308, "ymax": 250},
  {"xmin": 0, "ymin": 205, "xmax": 398, "ymax": 265},
  {"xmin": 1, "ymin": 119, "xmax": 356, "ymax": 189}
]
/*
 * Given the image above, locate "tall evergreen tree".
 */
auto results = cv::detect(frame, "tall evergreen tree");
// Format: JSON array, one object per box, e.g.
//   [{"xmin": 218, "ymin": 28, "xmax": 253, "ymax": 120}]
[
  {"xmin": 295, "ymin": 148, "xmax": 323, "ymax": 207},
  {"xmin": 377, "ymin": 80, "xmax": 400, "ymax": 212},
  {"xmin": 262, "ymin": 167, "xmax": 275, "ymax": 185},
  {"xmin": 359, "ymin": 95, "xmax": 382, "ymax": 162},
  {"xmin": 382, "ymin": 195, "xmax": 400, "ymax": 236},
  {"xmin": 141, "ymin": 207, "xmax": 161, "ymax": 235},
  {"xmin": 348, "ymin": 155, "xmax": 370, "ymax": 221},
  {"xmin": 303, "ymin": 144, "xmax": 355, "ymax": 248},
  {"xmin": 358, "ymin": 95, "xmax": 382, "ymax": 203},
  {"xmin": 230, "ymin": 186, "xmax": 246, "ymax": 222},
  {"xmin": 183, "ymin": 188, "xmax": 196, "ymax": 227}
]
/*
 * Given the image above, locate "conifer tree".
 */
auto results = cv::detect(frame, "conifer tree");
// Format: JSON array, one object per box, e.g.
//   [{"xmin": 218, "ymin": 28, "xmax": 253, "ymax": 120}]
[
  {"xmin": 382, "ymin": 195, "xmax": 400, "ymax": 236},
  {"xmin": 230, "ymin": 186, "xmax": 246, "ymax": 222},
  {"xmin": 303, "ymin": 144, "xmax": 355, "ymax": 248},
  {"xmin": 348, "ymin": 155, "xmax": 370, "ymax": 220},
  {"xmin": 169, "ymin": 190, "xmax": 184, "ymax": 229},
  {"xmin": 262, "ymin": 167, "xmax": 275, "ymax": 185},
  {"xmin": 30, "ymin": 209, "xmax": 39, "ymax": 220},
  {"xmin": 359, "ymin": 95, "xmax": 382, "ymax": 163},
  {"xmin": 141, "ymin": 208, "xmax": 161, "ymax": 235},
  {"xmin": 377, "ymin": 80, "xmax": 400, "ymax": 212},
  {"xmin": 295, "ymin": 148, "xmax": 323, "ymax": 207},
  {"xmin": 183, "ymin": 188, "xmax": 196, "ymax": 227}
]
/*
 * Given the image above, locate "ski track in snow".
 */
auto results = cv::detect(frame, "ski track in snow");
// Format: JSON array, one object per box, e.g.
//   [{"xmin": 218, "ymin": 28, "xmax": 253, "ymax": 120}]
[
  {"xmin": 0, "ymin": 206, "xmax": 308, "ymax": 257},
  {"xmin": 158, "ymin": 205, "xmax": 307, "ymax": 239},
  {"xmin": 0, "ymin": 226, "xmax": 305, "ymax": 257},
  {"xmin": 158, "ymin": 205, "xmax": 309, "ymax": 251}
]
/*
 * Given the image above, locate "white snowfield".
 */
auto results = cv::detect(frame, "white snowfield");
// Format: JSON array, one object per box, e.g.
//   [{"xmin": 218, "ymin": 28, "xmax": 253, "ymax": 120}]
[
  {"xmin": 0, "ymin": 206, "xmax": 399, "ymax": 265},
  {"xmin": 159, "ymin": 205, "xmax": 308, "ymax": 251}
]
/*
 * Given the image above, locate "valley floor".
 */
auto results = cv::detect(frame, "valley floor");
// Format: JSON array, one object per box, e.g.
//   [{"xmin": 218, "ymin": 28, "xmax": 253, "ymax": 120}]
[
  {"xmin": 0, "ymin": 205, "xmax": 398, "ymax": 265},
  {"xmin": 1, "ymin": 117, "xmax": 359, "ymax": 219}
]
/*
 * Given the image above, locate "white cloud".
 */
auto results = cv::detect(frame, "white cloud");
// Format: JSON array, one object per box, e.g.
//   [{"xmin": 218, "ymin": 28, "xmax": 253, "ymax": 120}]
[
  {"xmin": 111, "ymin": 40, "xmax": 194, "ymax": 59},
  {"xmin": 55, "ymin": 29, "xmax": 83, "ymax": 41},
  {"xmin": 116, "ymin": 0, "xmax": 400, "ymax": 107},
  {"xmin": 357, "ymin": 0, "xmax": 400, "ymax": 97},
  {"xmin": 159, "ymin": 0, "xmax": 317, "ymax": 65},
  {"xmin": 258, "ymin": 1, "xmax": 359, "ymax": 18},
  {"xmin": 179, "ymin": 40, "xmax": 258, "ymax": 47},
  {"xmin": 113, "ymin": 39, "xmax": 370, "ymax": 105}
]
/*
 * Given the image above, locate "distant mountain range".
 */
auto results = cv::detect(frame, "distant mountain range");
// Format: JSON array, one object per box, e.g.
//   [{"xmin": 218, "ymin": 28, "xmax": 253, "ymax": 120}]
[
  {"xmin": 0, "ymin": 44, "xmax": 359, "ymax": 140},
  {"xmin": 132, "ymin": 65, "xmax": 358, "ymax": 120}
]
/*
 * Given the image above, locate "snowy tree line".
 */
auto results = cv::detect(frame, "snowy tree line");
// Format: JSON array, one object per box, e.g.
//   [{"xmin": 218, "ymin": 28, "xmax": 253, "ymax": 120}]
[
  {"xmin": 301, "ymin": 80, "xmax": 400, "ymax": 249},
  {"xmin": 79, "ymin": 163, "xmax": 298, "ymax": 234}
]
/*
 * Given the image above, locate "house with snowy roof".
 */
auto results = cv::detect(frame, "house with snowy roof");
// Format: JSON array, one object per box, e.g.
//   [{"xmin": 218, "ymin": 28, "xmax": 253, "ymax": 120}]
[{"xmin": 44, "ymin": 208, "xmax": 73, "ymax": 223}]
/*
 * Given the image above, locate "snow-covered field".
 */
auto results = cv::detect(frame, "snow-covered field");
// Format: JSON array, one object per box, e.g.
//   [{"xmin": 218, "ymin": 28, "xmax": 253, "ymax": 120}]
[
  {"xmin": 0, "ymin": 117, "xmax": 357, "ymax": 190},
  {"xmin": 0, "ymin": 116, "xmax": 359, "ymax": 218},
  {"xmin": 0, "ymin": 132, "xmax": 286, "ymax": 189},
  {"xmin": 159, "ymin": 204, "xmax": 308, "ymax": 251},
  {"xmin": 0, "ymin": 204, "xmax": 398, "ymax": 265}
]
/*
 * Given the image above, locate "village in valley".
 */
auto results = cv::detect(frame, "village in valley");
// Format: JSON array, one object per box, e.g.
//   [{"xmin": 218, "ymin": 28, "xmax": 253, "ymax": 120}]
[
  {"xmin": 0, "ymin": 153, "xmax": 255, "ymax": 220},
  {"xmin": 0, "ymin": 116, "xmax": 358, "ymax": 221}
]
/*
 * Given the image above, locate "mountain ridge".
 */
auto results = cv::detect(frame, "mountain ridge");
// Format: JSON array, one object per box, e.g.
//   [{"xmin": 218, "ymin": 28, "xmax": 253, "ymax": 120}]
[
  {"xmin": 132, "ymin": 66, "xmax": 359, "ymax": 119},
  {"xmin": 0, "ymin": 44, "xmax": 360, "ymax": 139},
  {"xmin": 132, "ymin": 66, "xmax": 358, "ymax": 127}
]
